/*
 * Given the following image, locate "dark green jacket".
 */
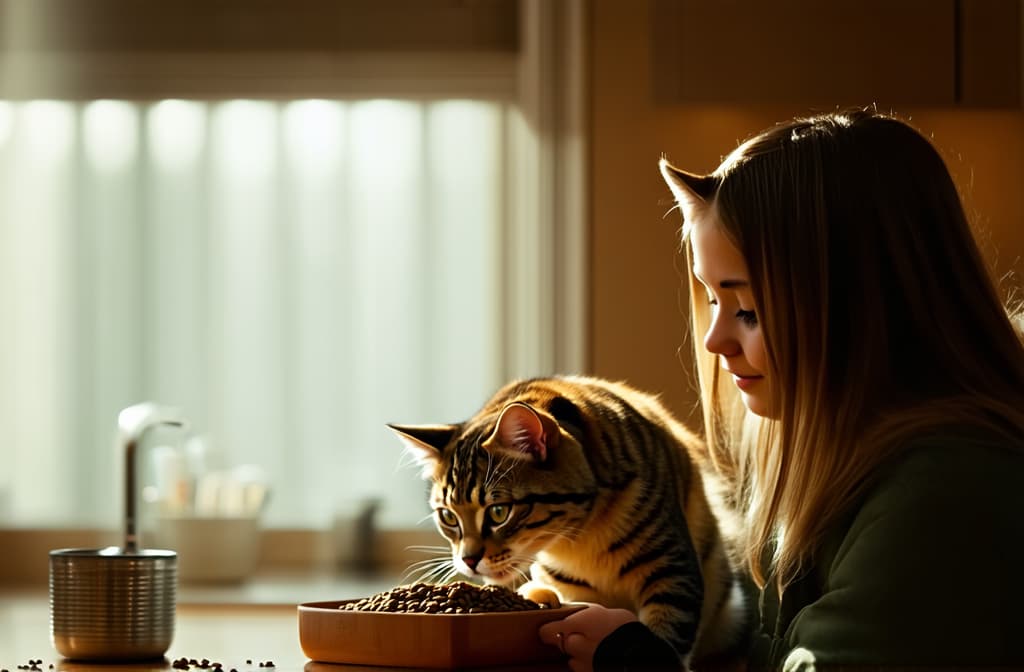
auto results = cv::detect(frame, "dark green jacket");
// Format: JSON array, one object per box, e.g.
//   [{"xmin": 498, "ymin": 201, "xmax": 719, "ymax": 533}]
[{"xmin": 594, "ymin": 432, "xmax": 1024, "ymax": 671}]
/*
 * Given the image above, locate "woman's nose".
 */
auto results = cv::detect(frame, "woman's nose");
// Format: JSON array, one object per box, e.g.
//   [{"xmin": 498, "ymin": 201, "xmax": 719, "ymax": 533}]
[{"xmin": 704, "ymin": 313, "xmax": 740, "ymax": 357}]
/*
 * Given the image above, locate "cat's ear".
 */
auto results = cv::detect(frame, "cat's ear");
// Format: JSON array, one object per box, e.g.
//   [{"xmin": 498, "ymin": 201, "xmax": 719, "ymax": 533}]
[
  {"xmin": 388, "ymin": 423, "xmax": 458, "ymax": 478},
  {"xmin": 481, "ymin": 402, "xmax": 555, "ymax": 463},
  {"xmin": 659, "ymin": 158, "xmax": 716, "ymax": 221}
]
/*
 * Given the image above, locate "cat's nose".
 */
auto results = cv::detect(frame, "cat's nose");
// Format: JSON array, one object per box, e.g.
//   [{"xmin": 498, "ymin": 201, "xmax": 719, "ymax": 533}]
[{"xmin": 462, "ymin": 552, "xmax": 484, "ymax": 570}]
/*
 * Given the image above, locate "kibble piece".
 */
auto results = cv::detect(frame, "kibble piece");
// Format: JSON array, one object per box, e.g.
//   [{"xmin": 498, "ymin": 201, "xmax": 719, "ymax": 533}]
[{"xmin": 338, "ymin": 581, "xmax": 553, "ymax": 614}]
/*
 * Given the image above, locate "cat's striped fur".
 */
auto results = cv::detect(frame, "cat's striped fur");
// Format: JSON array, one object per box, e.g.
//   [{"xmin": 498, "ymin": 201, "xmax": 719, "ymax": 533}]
[{"xmin": 390, "ymin": 375, "xmax": 747, "ymax": 665}]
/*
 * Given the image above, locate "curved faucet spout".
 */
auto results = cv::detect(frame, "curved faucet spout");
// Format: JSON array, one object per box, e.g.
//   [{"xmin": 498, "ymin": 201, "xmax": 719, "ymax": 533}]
[{"xmin": 119, "ymin": 402, "xmax": 188, "ymax": 553}]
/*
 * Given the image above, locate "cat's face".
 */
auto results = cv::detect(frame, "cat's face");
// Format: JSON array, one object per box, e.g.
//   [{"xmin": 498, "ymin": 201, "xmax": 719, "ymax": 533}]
[{"xmin": 390, "ymin": 401, "xmax": 597, "ymax": 585}]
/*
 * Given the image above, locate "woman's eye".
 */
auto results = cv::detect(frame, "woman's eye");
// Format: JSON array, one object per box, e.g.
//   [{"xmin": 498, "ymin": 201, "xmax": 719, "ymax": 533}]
[
  {"xmin": 736, "ymin": 309, "xmax": 758, "ymax": 328},
  {"xmin": 437, "ymin": 508, "xmax": 458, "ymax": 527},
  {"xmin": 487, "ymin": 504, "xmax": 511, "ymax": 524}
]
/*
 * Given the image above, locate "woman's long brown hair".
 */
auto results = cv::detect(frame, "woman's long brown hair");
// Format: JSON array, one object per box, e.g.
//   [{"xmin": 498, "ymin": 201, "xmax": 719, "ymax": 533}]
[{"xmin": 663, "ymin": 108, "xmax": 1024, "ymax": 591}]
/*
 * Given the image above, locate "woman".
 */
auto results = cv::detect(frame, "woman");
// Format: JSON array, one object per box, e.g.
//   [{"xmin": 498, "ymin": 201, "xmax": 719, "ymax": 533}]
[{"xmin": 539, "ymin": 109, "xmax": 1024, "ymax": 670}]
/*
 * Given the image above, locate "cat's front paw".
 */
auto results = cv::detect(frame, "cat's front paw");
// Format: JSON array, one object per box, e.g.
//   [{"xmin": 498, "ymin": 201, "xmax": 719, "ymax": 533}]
[{"xmin": 518, "ymin": 581, "xmax": 563, "ymax": 608}]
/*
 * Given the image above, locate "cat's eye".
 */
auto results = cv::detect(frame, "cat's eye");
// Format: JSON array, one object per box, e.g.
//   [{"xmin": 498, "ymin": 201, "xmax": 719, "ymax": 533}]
[
  {"xmin": 486, "ymin": 504, "xmax": 511, "ymax": 525},
  {"xmin": 437, "ymin": 508, "xmax": 458, "ymax": 527}
]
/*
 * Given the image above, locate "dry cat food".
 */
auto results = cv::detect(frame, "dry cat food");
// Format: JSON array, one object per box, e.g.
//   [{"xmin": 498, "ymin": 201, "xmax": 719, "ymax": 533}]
[
  {"xmin": 170, "ymin": 657, "xmax": 271, "ymax": 671},
  {"xmin": 338, "ymin": 581, "xmax": 552, "ymax": 614},
  {"xmin": 9, "ymin": 661, "xmax": 48, "ymax": 672}
]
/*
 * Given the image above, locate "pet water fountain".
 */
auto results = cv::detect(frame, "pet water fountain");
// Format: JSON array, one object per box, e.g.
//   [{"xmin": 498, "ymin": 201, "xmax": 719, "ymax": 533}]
[{"xmin": 49, "ymin": 401, "xmax": 188, "ymax": 660}]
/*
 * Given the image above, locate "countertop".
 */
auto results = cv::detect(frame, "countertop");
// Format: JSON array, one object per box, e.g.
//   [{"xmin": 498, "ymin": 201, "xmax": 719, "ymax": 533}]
[
  {"xmin": 0, "ymin": 572, "xmax": 570, "ymax": 672},
  {"xmin": 0, "ymin": 571, "xmax": 395, "ymax": 670}
]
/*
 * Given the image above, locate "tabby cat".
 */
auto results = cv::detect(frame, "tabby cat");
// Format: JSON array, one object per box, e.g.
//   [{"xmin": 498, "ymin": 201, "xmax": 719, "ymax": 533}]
[{"xmin": 389, "ymin": 374, "xmax": 747, "ymax": 666}]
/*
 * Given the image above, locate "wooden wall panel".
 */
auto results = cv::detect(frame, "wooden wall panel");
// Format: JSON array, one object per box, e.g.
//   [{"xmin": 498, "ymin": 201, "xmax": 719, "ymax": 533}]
[
  {"xmin": 0, "ymin": 0, "xmax": 518, "ymax": 53},
  {"xmin": 650, "ymin": 0, "xmax": 1023, "ymax": 108},
  {"xmin": 958, "ymin": 0, "xmax": 1022, "ymax": 106}
]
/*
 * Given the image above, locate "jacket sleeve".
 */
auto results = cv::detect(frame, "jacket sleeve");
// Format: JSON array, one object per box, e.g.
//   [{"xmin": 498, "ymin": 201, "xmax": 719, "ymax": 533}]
[
  {"xmin": 779, "ymin": 443, "xmax": 1024, "ymax": 670},
  {"xmin": 593, "ymin": 621, "xmax": 682, "ymax": 672}
]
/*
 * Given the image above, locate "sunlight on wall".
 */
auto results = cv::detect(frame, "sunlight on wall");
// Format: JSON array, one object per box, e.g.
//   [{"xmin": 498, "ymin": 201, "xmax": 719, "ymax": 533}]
[
  {"xmin": 0, "ymin": 97, "xmax": 523, "ymax": 530},
  {"xmin": 148, "ymin": 100, "xmax": 206, "ymax": 170},
  {"xmin": 83, "ymin": 101, "xmax": 139, "ymax": 173},
  {"xmin": 0, "ymin": 102, "xmax": 12, "ymax": 147},
  {"xmin": 1, "ymin": 101, "xmax": 74, "ymax": 522},
  {"xmin": 283, "ymin": 100, "xmax": 344, "ymax": 174}
]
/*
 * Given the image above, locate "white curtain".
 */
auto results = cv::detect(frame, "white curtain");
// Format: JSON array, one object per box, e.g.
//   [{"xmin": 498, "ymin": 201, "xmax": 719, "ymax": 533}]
[{"xmin": 0, "ymin": 98, "xmax": 540, "ymax": 529}]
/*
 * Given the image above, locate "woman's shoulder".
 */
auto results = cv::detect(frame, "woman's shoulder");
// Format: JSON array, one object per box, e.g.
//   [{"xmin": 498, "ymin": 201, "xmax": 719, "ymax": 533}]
[
  {"xmin": 837, "ymin": 425, "xmax": 1024, "ymax": 561},
  {"xmin": 870, "ymin": 425, "xmax": 1024, "ymax": 492},
  {"xmin": 776, "ymin": 426, "xmax": 1024, "ymax": 667}
]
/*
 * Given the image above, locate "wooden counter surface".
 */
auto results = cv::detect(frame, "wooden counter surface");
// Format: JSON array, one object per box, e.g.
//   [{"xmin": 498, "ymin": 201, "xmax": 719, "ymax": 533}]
[
  {"xmin": 0, "ymin": 586, "xmax": 569, "ymax": 672},
  {"xmin": 1, "ymin": 595, "xmax": 306, "ymax": 671}
]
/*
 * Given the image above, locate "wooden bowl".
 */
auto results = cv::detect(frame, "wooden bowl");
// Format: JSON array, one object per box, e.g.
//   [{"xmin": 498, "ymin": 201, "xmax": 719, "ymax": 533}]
[{"xmin": 297, "ymin": 599, "xmax": 585, "ymax": 668}]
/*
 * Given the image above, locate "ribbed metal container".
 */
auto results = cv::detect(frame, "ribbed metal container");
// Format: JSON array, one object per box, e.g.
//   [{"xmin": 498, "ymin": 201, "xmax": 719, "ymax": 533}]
[{"xmin": 49, "ymin": 547, "xmax": 177, "ymax": 661}]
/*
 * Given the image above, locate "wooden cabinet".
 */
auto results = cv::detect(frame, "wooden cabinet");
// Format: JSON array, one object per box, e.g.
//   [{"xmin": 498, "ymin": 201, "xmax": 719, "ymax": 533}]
[
  {"xmin": 0, "ymin": 0, "xmax": 520, "ymax": 99},
  {"xmin": 958, "ymin": 0, "xmax": 1023, "ymax": 106},
  {"xmin": 652, "ymin": 0, "xmax": 1021, "ymax": 107}
]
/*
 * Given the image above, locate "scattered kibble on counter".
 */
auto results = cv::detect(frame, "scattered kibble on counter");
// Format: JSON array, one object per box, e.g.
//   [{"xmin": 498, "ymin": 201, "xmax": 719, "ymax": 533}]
[
  {"xmin": 4, "ymin": 657, "xmax": 275, "ymax": 671},
  {"xmin": 170, "ymin": 659, "xmax": 272, "ymax": 670},
  {"xmin": 6, "ymin": 661, "xmax": 48, "ymax": 672}
]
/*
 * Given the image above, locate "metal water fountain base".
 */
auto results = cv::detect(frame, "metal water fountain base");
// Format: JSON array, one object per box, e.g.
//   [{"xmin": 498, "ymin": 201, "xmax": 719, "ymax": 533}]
[{"xmin": 49, "ymin": 402, "xmax": 187, "ymax": 661}]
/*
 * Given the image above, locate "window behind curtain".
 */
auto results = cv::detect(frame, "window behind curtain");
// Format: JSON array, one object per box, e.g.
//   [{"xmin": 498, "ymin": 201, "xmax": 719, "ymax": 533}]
[{"xmin": 0, "ymin": 97, "xmax": 533, "ymax": 529}]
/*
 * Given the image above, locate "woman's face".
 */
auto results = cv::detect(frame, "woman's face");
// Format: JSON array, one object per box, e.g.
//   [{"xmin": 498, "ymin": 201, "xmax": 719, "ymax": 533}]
[{"xmin": 690, "ymin": 214, "xmax": 773, "ymax": 417}]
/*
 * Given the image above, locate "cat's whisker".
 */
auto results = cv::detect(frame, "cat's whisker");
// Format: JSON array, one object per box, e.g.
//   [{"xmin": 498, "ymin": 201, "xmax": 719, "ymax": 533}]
[
  {"xmin": 487, "ymin": 451, "xmax": 519, "ymax": 486},
  {"xmin": 423, "ymin": 566, "xmax": 453, "ymax": 585},
  {"xmin": 548, "ymin": 530, "xmax": 585, "ymax": 545},
  {"xmin": 403, "ymin": 554, "xmax": 450, "ymax": 569},
  {"xmin": 413, "ymin": 562, "xmax": 460, "ymax": 586},
  {"xmin": 404, "ymin": 544, "xmax": 449, "ymax": 555},
  {"xmin": 499, "ymin": 461, "xmax": 519, "ymax": 486},
  {"xmin": 399, "ymin": 553, "xmax": 448, "ymax": 569},
  {"xmin": 507, "ymin": 561, "xmax": 531, "ymax": 585},
  {"xmin": 530, "ymin": 524, "xmax": 582, "ymax": 541},
  {"xmin": 483, "ymin": 458, "xmax": 504, "ymax": 490},
  {"xmin": 404, "ymin": 555, "xmax": 447, "ymax": 567},
  {"xmin": 504, "ymin": 553, "xmax": 534, "ymax": 573},
  {"xmin": 401, "ymin": 557, "xmax": 454, "ymax": 584},
  {"xmin": 529, "ymin": 528, "xmax": 584, "ymax": 549},
  {"xmin": 483, "ymin": 451, "xmax": 497, "ymax": 488},
  {"xmin": 487, "ymin": 455, "xmax": 518, "ymax": 489}
]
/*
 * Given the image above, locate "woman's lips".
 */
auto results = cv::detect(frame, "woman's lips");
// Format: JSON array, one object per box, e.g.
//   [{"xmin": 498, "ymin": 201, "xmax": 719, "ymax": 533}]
[{"xmin": 730, "ymin": 373, "xmax": 763, "ymax": 391}]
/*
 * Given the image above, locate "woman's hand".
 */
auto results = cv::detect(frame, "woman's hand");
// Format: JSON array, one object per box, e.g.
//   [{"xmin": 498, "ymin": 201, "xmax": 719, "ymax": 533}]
[{"xmin": 538, "ymin": 603, "xmax": 639, "ymax": 672}]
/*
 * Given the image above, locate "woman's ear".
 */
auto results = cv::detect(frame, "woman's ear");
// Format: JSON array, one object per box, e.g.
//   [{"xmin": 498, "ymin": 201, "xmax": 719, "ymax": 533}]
[{"xmin": 659, "ymin": 158, "xmax": 716, "ymax": 220}]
